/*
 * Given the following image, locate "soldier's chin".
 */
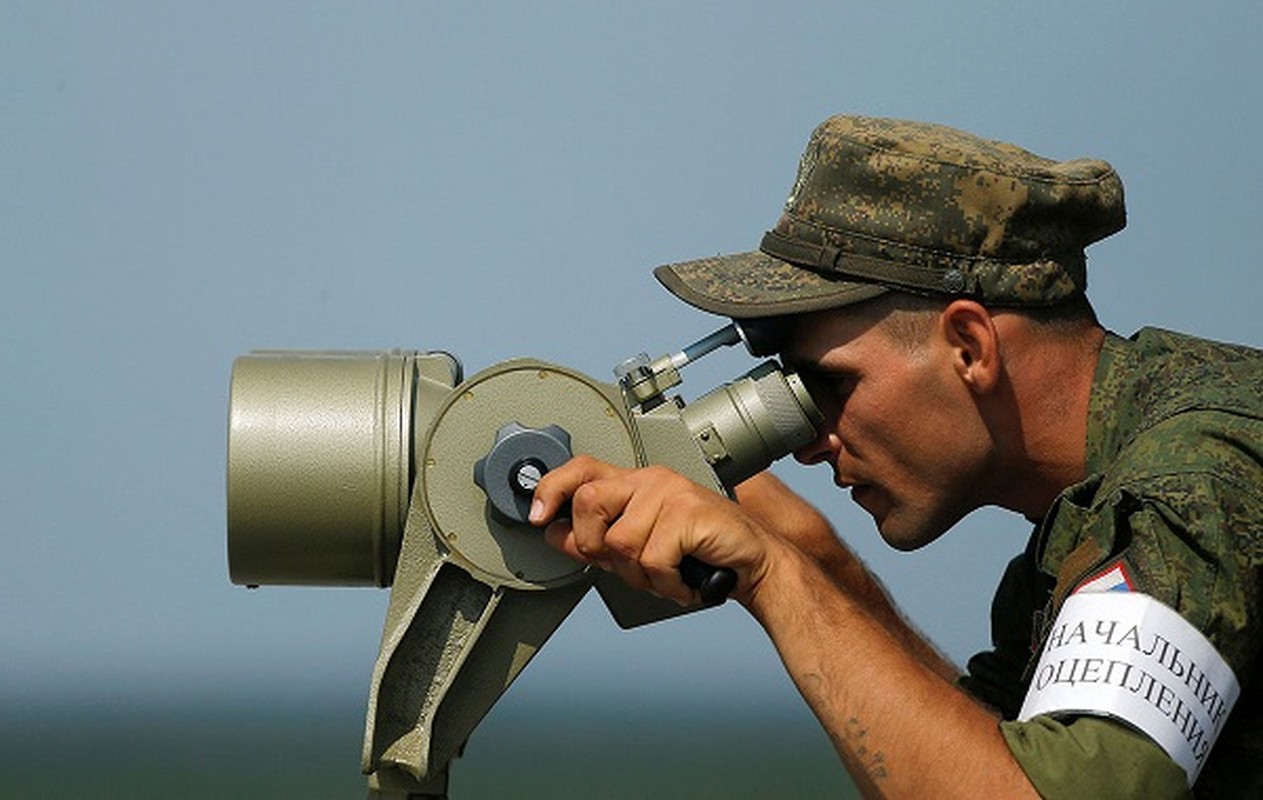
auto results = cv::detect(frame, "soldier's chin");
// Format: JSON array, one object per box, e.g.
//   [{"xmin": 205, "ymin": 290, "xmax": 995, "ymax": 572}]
[
  {"xmin": 856, "ymin": 488, "xmax": 914, "ymax": 550},
  {"xmin": 875, "ymin": 511, "xmax": 948, "ymax": 553}
]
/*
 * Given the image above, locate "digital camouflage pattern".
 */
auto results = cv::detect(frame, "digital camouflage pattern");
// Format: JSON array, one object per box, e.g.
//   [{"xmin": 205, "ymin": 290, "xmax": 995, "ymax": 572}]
[
  {"xmin": 655, "ymin": 115, "xmax": 1126, "ymax": 318},
  {"xmin": 961, "ymin": 328, "xmax": 1263, "ymax": 797}
]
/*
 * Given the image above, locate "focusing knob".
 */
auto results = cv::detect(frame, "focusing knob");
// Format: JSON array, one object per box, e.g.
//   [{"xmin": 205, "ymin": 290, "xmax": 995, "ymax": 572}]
[{"xmin": 473, "ymin": 422, "xmax": 573, "ymax": 523}]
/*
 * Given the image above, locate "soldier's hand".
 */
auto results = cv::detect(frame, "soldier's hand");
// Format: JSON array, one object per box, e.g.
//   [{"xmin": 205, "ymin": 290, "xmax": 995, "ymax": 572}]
[{"xmin": 530, "ymin": 455, "xmax": 774, "ymax": 605}]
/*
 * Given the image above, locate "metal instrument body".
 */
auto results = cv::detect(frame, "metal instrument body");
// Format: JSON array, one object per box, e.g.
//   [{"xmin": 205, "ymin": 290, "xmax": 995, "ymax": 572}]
[{"xmin": 226, "ymin": 324, "xmax": 820, "ymax": 797}]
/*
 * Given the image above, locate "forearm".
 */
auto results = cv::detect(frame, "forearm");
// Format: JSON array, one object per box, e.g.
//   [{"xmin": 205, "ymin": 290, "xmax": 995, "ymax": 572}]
[
  {"xmin": 736, "ymin": 474, "xmax": 958, "ymax": 681},
  {"xmin": 532, "ymin": 460, "xmax": 1025, "ymax": 796},
  {"xmin": 744, "ymin": 539, "xmax": 1037, "ymax": 799}
]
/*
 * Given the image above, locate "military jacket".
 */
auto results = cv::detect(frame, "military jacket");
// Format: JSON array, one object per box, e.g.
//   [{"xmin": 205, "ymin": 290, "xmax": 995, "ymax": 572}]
[{"xmin": 960, "ymin": 328, "xmax": 1263, "ymax": 797}]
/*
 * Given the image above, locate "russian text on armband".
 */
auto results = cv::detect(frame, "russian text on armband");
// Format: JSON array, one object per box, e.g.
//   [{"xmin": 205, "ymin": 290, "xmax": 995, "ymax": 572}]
[{"xmin": 1018, "ymin": 591, "xmax": 1240, "ymax": 785}]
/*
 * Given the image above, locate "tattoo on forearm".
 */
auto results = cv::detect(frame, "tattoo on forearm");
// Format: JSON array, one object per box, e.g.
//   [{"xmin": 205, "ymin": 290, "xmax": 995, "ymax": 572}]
[
  {"xmin": 845, "ymin": 716, "xmax": 888, "ymax": 782},
  {"xmin": 799, "ymin": 672, "xmax": 889, "ymax": 784}
]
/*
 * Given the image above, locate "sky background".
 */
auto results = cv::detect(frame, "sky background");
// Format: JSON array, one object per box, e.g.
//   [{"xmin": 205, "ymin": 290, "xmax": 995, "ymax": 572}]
[{"xmin": 4, "ymin": 2, "xmax": 1262, "ymax": 795}]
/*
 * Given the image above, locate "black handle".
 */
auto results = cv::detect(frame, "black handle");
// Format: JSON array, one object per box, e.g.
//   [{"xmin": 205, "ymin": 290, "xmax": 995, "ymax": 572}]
[{"xmin": 678, "ymin": 555, "xmax": 736, "ymax": 607}]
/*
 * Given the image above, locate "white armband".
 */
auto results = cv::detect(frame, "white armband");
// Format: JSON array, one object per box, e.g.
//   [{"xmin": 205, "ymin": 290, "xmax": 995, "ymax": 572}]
[{"xmin": 1018, "ymin": 589, "xmax": 1240, "ymax": 785}]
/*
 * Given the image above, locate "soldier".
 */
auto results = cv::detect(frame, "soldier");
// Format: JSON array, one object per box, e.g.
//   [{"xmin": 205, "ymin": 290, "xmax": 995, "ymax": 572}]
[{"xmin": 530, "ymin": 116, "xmax": 1261, "ymax": 797}]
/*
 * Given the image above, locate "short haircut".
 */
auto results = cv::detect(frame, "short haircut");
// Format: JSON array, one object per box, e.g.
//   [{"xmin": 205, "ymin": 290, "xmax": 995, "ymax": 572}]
[{"xmin": 866, "ymin": 291, "xmax": 1100, "ymax": 351}]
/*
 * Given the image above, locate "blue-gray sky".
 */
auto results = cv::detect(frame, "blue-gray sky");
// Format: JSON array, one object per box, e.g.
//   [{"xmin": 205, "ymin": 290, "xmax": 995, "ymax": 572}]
[{"xmin": 3, "ymin": 0, "xmax": 1260, "ymax": 730}]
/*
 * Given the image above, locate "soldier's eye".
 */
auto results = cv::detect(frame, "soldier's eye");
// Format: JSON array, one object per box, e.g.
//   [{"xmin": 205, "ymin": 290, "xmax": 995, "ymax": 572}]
[{"xmin": 798, "ymin": 368, "xmax": 856, "ymax": 410}]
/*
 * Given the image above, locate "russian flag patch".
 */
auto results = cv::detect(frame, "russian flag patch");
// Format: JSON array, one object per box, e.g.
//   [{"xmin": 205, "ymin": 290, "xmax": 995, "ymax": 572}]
[{"xmin": 1074, "ymin": 560, "xmax": 1136, "ymax": 594}]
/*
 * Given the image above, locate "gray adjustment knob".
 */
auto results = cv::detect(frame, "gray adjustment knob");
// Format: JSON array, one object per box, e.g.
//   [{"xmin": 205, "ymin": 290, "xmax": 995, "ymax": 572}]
[{"xmin": 473, "ymin": 422, "xmax": 573, "ymax": 523}]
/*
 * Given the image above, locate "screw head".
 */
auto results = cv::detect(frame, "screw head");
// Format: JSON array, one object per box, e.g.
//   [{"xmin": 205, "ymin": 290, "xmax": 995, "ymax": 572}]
[{"xmin": 510, "ymin": 457, "xmax": 547, "ymax": 496}]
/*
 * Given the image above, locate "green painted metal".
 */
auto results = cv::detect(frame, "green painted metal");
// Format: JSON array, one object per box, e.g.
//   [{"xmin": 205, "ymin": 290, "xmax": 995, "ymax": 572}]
[{"xmin": 226, "ymin": 336, "xmax": 821, "ymax": 797}]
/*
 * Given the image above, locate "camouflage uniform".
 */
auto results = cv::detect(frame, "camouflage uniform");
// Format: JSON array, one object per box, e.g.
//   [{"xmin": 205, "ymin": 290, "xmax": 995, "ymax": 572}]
[
  {"xmin": 962, "ymin": 328, "xmax": 1263, "ymax": 797},
  {"xmin": 653, "ymin": 115, "xmax": 1261, "ymax": 794}
]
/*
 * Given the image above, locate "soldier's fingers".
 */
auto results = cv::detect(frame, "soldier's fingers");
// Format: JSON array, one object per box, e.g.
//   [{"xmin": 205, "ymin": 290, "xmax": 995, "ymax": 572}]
[
  {"xmin": 566, "ymin": 478, "xmax": 635, "ymax": 562},
  {"xmin": 529, "ymin": 455, "xmax": 625, "ymax": 525},
  {"xmin": 542, "ymin": 518, "xmax": 583, "ymax": 563},
  {"xmin": 639, "ymin": 531, "xmax": 694, "ymax": 605},
  {"xmin": 599, "ymin": 487, "xmax": 669, "ymax": 594}
]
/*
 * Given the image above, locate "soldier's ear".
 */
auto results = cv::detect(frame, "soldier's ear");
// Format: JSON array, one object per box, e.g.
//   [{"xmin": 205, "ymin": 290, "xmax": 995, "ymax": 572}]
[{"xmin": 940, "ymin": 300, "xmax": 1000, "ymax": 394}]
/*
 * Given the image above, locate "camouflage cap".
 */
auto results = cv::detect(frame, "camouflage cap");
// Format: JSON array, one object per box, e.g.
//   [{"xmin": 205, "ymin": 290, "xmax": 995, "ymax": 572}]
[{"xmin": 655, "ymin": 115, "xmax": 1126, "ymax": 318}]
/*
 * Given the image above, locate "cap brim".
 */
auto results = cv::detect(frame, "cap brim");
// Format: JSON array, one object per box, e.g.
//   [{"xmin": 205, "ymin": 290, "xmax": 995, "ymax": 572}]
[{"xmin": 654, "ymin": 251, "xmax": 889, "ymax": 319}]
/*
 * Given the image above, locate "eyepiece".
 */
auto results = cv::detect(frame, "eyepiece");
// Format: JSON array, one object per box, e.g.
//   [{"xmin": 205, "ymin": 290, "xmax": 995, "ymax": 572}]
[
  {"xmin": 733, "ymin": 317, "xmax": 794, "ymax": 357},
  {"xmin": 678, "ymin": 360, "xmax": 823, "ymax": 488}
]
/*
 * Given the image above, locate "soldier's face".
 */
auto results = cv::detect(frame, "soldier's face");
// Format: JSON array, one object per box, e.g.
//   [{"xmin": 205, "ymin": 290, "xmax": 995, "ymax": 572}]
[{"xmin": 785, "ymin": 307, "xmax": 993, "ymax": 550}]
